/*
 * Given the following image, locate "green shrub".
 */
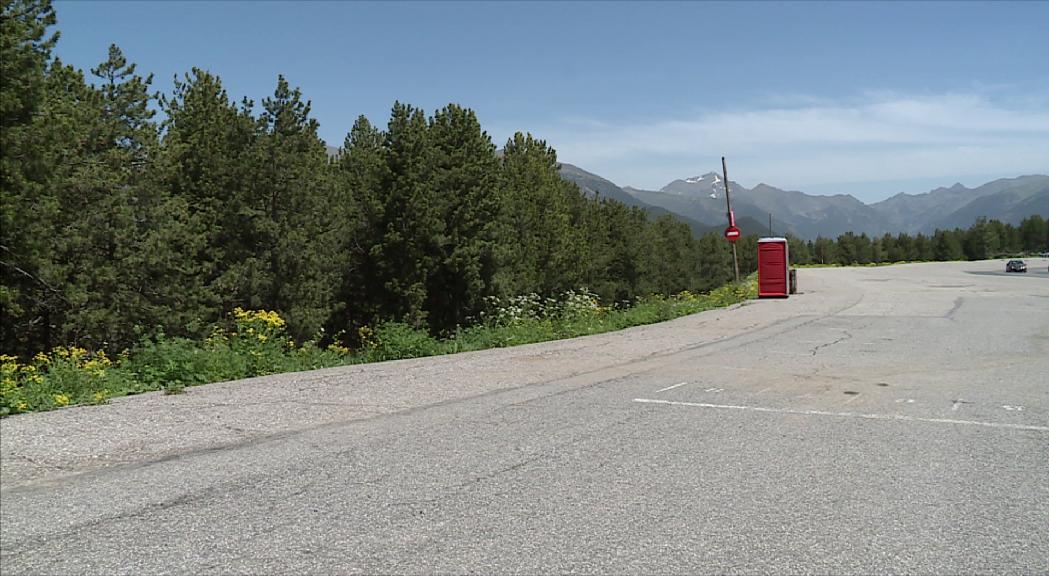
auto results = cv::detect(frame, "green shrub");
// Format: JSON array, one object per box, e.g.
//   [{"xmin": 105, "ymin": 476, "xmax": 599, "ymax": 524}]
[
  {"xmin": 124, "ymin": 334, "xmax": 246, "ymax": 392},
  {"xmin": 2, "ymin": 279, "xmax": 757, "ymax": 417},
  {"xmin": 364, "ymin": 322, "xmax": 442, "ymax": 362}
]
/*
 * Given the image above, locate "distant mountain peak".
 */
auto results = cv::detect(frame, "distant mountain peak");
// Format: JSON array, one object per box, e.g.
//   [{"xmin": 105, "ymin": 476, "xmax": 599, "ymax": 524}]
[
  {"xmin": 557, "ymin": 163, "xmax": 722, "ymax": 237},
  {"xmin": 926, "ymin": 182, "xmax": 971, "ymax": 195},
  {"xmin": 662, "ymin": 172, "xmax": 728, "ymax": 196},
  {"xmin": 684, "ymin": 172, "xmax": 721, "ymax": 184}
]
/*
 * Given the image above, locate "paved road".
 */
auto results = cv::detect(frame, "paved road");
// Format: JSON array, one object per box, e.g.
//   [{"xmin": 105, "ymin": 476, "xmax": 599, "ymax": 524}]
[{"xmin": 2, "ymin": 260, "xmax": 1047, "ymax": 574}]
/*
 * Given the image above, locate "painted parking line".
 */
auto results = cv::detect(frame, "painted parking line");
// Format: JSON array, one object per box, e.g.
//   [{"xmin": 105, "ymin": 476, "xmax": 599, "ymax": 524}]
[
  {"xmin": 655, "ymin": 382, "xmax": 690, "ymax": 393},
  {"xmin": 633, "ymin": 398, "xmax": 1049, "ymax": 432}
]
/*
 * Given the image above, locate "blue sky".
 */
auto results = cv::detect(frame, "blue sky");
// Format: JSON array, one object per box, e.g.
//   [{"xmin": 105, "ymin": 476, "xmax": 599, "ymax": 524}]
[{"xmin": 52, "ymin": 1, "xmax": 1048, "ymax": 203}]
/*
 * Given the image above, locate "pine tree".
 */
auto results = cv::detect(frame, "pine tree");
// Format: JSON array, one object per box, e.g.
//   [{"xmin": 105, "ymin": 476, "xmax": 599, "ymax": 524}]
[
  {"xmin": 1019, "ymin": 215, "xmax": 1048, "ymax": 253},
  {"xmin": 249, "ymin": 75, "xmax": 344, "ymax": 339},
  {"xmin": 386, "ymin": 102, "xmax": 434, "ymax": 326},
  {"xmin": 47, "ymin": 44, "xmax": 173, "ymax": 350},
  {"xmin": 912, "ymin": 233, "xmax": 933, "ymax": 261},
  {"xmin": 693, "ymin": 233, "xmax": 734, "ymax": 291},
  {"xmin": 785, "ymin": 234, "xmax": 812, "ymax": 265},
  {"xmin": 159, "ymin": 68, "xmax": 260, "ymax": 332},
  {"xmin": 813, "ymin": 236, "xmax": 836, "ymax": 265},
  {"xmin": 0, "ymin": 0, "xmax": 60, "ymax": 356},
  {"xmin": 496, "ymin": 132, "xmax": 585, "ymax": 298},
  {"xmin": 644, "ymin": 215, "xmax": 698, "ymax": 294},
  {"xmin": 331, "ymin": 115, "xmax": 385, "ymax": 335},
  {"xmin": 932, "ymin": 230, "xmax": 964, "ymax": 261},
  {"xmin": 597, "ymin": 201, "xmax": 648, "ymax": 303},
  {"xmin": 423, "ymin": 104, "xmax": 501, "ymax": 331}
]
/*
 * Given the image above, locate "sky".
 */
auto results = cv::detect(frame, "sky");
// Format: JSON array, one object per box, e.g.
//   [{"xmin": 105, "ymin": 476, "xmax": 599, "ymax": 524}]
[{"xmin": 52, "ymin": 1, "xmax": 1049, "ymax": 203}]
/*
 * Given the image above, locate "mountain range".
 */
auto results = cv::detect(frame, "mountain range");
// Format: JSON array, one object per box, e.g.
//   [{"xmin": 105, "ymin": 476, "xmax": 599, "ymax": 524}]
[{"xmin": 559, "ymin": 165, "xmax": 1049, "ymax": 240}]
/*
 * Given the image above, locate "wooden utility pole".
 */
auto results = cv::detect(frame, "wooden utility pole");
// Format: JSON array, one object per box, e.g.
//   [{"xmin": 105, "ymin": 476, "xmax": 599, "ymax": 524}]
[{"xmin": 722, "ymin": 156, "xmax": 740, "ymax": 282}]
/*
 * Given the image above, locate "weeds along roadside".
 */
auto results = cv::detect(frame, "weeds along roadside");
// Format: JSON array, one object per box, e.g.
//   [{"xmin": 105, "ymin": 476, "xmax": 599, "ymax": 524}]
[{"xmin": 0, "ymin": 277, "xmax": 757, "ymax": 417}]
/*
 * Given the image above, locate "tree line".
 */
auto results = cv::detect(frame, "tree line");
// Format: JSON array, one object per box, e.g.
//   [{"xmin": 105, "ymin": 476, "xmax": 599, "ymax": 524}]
[
  {"xmin": 1, "ymin": 0, "xmax": 743, "ymax": 359},
  {"xmin": 787, "ymin": 216, "xmax": 1047, "ymax": 266}
]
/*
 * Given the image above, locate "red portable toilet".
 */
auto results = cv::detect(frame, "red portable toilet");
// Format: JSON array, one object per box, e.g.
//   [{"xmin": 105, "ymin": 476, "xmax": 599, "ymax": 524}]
[{"xmin": 757, "ymin": 237, "xmax": 789, "ymax": 298}]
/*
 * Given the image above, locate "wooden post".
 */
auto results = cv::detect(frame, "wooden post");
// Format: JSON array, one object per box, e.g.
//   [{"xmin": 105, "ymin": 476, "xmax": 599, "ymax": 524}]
[{"xmin": 722, "ymin": 156, "xmax": 740, "ymax": 283}]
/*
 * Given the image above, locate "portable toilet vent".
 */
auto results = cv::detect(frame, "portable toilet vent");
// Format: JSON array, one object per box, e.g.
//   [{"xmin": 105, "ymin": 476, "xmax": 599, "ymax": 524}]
[{"xmin": 757, "ymin": 237, "xmax": 790, "ymax": 298}]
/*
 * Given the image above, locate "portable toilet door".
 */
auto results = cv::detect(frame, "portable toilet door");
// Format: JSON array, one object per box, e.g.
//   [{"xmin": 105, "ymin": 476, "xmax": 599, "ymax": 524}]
[{"xmin": 757, "ymin": 237, "xmax": 789, "ymax": 298}]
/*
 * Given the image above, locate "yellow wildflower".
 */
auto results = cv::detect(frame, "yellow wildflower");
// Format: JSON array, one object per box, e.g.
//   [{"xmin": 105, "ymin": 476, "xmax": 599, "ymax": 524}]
[
  {"xmin": 205, "ymin": 329, "xmax": 227, "ymax": 346},
  {"xmin": 259, "ymin": 310, "xmax": 285, "ymax": 329},
  {"xmin": 53, "ymin": 394, "xmax": 70, "ymax": 407},
  {"xmin": 92, "ymin": 390, "xmax": 109, "ymax": 404},
  {"xmin": 327, "ymin": 343, "xmax": 350, "ymax": 355},
  {"xmin": 33, "ymin": 351, "xmax": 49, "ymax": 364},
  {"xmin": 16, "ymin": 401, "xmax": 28, "ymax": 412},
  {"xmin": 0, "ymin": 360, "xmax": 16, "ymax": 375},
  {"xmin": 358, "ymin": 326, "xmax": 376, "ymax": 348},
  {"xmin": 20, "ymin": 364, "xmax": 36, "ymax": 373},
  {"xmin": 233, "ymin": 308, "xmax": 286, "ymax": 330},
  {"xmin": 84, "ymin": 353, "xmax": 111, "ymax": 373}
]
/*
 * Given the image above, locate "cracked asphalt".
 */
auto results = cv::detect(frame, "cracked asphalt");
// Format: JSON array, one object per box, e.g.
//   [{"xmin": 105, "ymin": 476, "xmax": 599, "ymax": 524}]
[{"xmin": 2, "ymin": 260, "xmax": 1048, "ymax": 574}]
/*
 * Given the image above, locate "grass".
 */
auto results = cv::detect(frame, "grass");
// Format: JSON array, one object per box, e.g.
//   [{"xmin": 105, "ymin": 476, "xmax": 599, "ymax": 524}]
[{"xmin": 1, "ymin": 277, "xmax": 757, "ymax": 417}]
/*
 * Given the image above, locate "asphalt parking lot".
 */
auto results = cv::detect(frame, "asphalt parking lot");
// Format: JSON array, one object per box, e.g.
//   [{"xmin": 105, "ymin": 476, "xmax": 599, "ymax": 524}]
[{"xmin": 2, "ymin": 260, "xmax": 1047, "ymax": 574}]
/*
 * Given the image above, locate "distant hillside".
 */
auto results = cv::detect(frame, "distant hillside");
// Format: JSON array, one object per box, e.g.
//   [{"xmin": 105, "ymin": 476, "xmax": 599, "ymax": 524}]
[
  {"xmin": 601, "ymin": 170, "xmax": 1047, "ymax": 240},
  {"xmin": 558, "ymin": 163, "xmax": 721, "ymax": 237},
  {"xmin": 872, "ymin": 175, "xmax": 1049, "ymax": 233},
  {"xmin": 623, "ymin": 176, "xmax": 803, "ymax": 238}
]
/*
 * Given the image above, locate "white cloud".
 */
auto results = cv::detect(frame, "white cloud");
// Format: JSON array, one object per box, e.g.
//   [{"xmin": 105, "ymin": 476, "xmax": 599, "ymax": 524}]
[{"xmin": 492, "ymin": 92, "xmax": 1049, "ymax": 201}]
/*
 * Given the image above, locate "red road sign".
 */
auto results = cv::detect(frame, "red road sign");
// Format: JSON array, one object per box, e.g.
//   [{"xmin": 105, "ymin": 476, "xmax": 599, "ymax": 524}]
[{"xmin": 724, "ymin": 225, "xmax": 741, "ymax": 242}]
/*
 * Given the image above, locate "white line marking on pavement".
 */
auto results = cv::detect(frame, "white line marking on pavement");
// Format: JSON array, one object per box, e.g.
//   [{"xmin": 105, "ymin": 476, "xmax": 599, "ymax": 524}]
[
  {"xmin": 1002, "ymin": 405, "xmax": 1025, "ymax": 412},
  {"xmin": 656, "ymin": 382, "xmax": 689, "ymax": 393},
  {"xmin": 632, "ymin": 398, "xmax": 1049, "ymax": 432},
  {"xmin": 704, "ymin": 387, "xmax": 724, "ymax": 393},
  {"xmin": 895, "ymin": 398, "xmax": 915, "ymax": 404}
]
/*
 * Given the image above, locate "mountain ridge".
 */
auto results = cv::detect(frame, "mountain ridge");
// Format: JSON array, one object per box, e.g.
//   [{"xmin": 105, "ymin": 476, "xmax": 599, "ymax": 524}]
[
  {"xmin": 560, "ymin": 165, "xmax": 1048, "ymax": 240},
  {"xmin": 558, "ymin": 164, "xmax": 773, "ymax": 237}
]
